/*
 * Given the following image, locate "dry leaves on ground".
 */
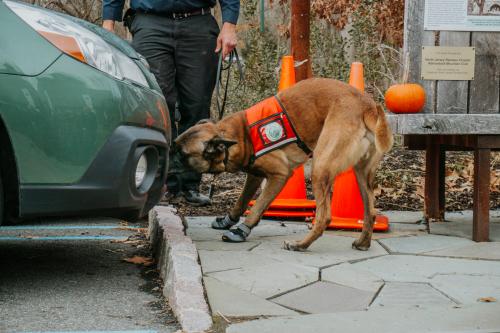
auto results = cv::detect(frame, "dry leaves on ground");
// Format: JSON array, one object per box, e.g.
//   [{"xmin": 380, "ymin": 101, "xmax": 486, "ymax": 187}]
[
  {"xmin": 478, "ymin": 297, "xmax": 497, "ymax": 303},
  {"xmin": 115, "ymin": 227, "xmax": 148, "ymax": 233},
  {"xmin": 167, "ymin": 149, "xmax": 500, "ymax": 217},
  {"xmin": 20, "ymin": 235, "xmax": 41, "ymax": 239},
  {"xmin": 110, "ymin": 238, "xmax": 142, "ymax": 245},
  {"xmin": 122, "ymin": 255, "xmax": 155, "ymax": 267}
]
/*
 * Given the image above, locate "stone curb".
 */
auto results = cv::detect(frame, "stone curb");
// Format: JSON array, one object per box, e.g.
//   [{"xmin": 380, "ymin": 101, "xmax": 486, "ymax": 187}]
[{"xmin": 149, "ymin": 206, "xmax": 212, "ymax": 333}]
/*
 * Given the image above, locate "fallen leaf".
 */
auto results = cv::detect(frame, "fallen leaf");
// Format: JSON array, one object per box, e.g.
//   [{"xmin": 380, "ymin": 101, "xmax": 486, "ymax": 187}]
[
  {"xmin": 124, "ymin": 240, "xmax": 143, "ymax": 245},
  {"xmin": 115, "ymin": 227, "xmax": 148, "ymax": 233},
  {"xmin": 478, "ymin": 297, "xmax": 497, "ymax": 303},
  {"xmin": 110, "ymin": 238, "xmax": 129, "ymax": 243},
  {"xmin": 21, "ymin": 235, "xmax": 40, "ymax": 239},
  {"xmin": 123, "ymin": 256, "xmax": 154, "ymax": 266}
]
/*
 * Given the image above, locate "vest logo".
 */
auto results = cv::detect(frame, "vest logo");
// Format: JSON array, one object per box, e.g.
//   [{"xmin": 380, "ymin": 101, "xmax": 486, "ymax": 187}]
[{"xmin": 260, "ymin": 121, "xmax": 285, "ymax": 144}]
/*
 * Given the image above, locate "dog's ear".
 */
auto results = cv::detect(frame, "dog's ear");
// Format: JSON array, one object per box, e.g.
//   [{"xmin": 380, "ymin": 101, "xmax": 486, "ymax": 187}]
[
  {"xmin": 204, "ymin": 137, "xmax": 237, "ymax": 157},
  {"xmin": 197, "ymin": 119, "xmax": 215, "ymax": 125}
]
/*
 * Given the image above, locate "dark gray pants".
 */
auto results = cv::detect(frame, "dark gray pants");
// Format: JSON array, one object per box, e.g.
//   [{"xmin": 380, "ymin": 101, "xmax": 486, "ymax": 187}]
[{"xmin": 131, "ymin": 12, "xmax": 219, "ymax": 193}]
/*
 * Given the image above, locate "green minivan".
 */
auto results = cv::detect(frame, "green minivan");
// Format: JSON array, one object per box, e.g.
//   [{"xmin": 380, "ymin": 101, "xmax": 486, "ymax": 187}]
[{"xmin": 0, "ymin": 1, "xmax": 171, "ymax": 224}]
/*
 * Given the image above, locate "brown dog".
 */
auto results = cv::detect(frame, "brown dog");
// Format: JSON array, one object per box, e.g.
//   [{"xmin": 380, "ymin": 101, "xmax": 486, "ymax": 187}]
[{"xmin": 175, "ymin": 78, "xmax": 393, "ymax": 251}]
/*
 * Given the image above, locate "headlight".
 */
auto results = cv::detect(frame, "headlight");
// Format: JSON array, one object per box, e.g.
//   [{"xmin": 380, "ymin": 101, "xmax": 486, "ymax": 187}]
[{"xmin": 5, "ymin": 1, "xmax": 149, "ymax": 87}]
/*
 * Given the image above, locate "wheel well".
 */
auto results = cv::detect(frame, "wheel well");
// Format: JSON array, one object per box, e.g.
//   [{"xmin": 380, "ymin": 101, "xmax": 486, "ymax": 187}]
[{"xmin": 0, "ymin": 117, "xmax": 20, "ymax": 221}]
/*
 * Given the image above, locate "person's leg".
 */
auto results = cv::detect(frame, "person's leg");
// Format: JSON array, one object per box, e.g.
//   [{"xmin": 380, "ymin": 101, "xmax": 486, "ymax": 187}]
[
  {"xmin": 173, "ymin": 14, "xmax": 219, "ymax": 198},
  {"xmin": 130, "ymin": 14, "xmax": 182, "ymax": 194}
]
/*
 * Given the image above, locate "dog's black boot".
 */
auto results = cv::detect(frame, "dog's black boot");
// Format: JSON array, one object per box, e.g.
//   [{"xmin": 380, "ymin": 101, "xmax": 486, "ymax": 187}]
[
  {"xmin": 212, "ymin": 214, "xmax": 239, "ymax": 230},
  {"xmin": 182, "ymin": 190, "xmax": 211, "ymax": 207},
  {"xmin": 222, "ymin": 223, "xmax": 251, "ymax": 243}
]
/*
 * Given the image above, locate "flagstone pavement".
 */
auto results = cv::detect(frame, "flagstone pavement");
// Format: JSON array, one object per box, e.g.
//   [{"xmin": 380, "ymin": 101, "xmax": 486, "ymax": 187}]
[{"xmin": 185, "ymin": 210, "xmax": 500, "ymax": 332}]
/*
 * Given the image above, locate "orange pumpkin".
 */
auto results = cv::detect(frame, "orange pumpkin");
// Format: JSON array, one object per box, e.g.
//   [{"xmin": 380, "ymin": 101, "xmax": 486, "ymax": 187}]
[{"xmin": 384, "ymin": 83, "xmax": 426, "ymax": 114}]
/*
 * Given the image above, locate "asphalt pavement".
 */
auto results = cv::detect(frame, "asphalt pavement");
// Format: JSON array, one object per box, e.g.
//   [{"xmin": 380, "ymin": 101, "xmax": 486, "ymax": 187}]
[{"xmin": 0, "ymin": 217, "xmax": 179, "ymax": 333}]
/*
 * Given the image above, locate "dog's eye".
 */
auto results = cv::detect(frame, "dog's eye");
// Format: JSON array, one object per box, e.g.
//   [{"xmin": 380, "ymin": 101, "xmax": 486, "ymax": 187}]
[{"xmin": 202, "ymin": 150, "xmax": 212, "ymax": 159}]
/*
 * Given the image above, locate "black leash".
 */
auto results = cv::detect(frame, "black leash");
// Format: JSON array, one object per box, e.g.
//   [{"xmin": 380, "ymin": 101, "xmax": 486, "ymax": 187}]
[
  {"xmin": 209, "ymin": 49, "xmax": 244, "ymax": 200},
  {"xmin": 214, "ymin": 49, "xmax": 244, "ymax": 121}
]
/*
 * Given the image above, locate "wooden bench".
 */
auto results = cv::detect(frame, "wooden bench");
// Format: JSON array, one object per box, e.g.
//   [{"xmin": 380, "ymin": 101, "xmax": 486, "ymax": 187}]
[{"xmin": 387, "ymin": 0, "xmax": 500, "ymax": 241}]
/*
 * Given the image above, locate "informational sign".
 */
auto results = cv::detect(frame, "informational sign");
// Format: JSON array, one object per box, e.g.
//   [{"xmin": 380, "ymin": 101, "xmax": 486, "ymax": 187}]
[
  {"xmin": 421, "ymin": 46, "xmax": 476, "ymax": 80},
  {"xmin": 424, "ymin": 0, "xmax": 500, "ymax": 31}
]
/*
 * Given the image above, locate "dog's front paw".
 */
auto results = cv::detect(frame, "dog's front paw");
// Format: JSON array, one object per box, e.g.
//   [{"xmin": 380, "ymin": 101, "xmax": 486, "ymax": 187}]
[
  {"xmin": 352, "ymin": 239, "xmax": 370, "ymax": 251},
  {"xmin": 283, "ymin": 240, "xmax": 306, "ymax": 252}
]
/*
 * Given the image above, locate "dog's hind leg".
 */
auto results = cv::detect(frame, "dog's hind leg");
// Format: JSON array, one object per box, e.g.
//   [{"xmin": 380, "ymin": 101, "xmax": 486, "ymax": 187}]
[
  {"xmin": 284, "ymin": 126, "xmax": 364, "ymax": 251},
  {"xmin": 284, "ymin": 114, "xmax": 373, "ymax": 251},
  {"xmin": 351, "ymin": 165, "xmax": 373, "ymax": 251},
  {"xmin": 352, "ymin": 149, "xmax": 383, "ymax": 251},
  {"xmin": 283, "ymin": 159, "xmax": 334, "ymax": 251}
]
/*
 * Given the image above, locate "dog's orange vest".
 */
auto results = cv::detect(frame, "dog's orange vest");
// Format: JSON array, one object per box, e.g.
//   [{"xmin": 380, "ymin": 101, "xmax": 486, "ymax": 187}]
[{"xmin": 245, "ymin": 96, "xmax": 310, "ymax": 162}]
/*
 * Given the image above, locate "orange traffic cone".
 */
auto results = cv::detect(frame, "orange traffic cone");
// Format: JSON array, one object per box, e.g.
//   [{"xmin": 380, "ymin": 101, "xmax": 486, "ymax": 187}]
[
  {"xmin": 329, "ymin": 62, "xmax": 389, "ymax": 231},
  {"xmin": 247, "ymin": 56, "xmax": 316, "ymax": 218},
  {"xmin": 348, "ymin": 61, "xmax": 365, "ymax": 91}
]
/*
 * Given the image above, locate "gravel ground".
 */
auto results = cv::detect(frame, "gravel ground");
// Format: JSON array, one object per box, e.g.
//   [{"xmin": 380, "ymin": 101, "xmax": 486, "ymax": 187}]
[{"xmin": 166, "ymin": 148, "xmax": 499, "ymax": 217}]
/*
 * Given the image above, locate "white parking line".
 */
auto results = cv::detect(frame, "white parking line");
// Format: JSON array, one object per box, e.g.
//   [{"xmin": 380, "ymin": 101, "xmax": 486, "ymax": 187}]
[
  {"xmin": 0, "ymin": 225, "xmax": 141, "ymax": 230},
  {"xmin": 21, "ymin": 331, "xmax": 158, "ymax": 333},
  {"xmin": 0, "ymin": 236, "xmax": 128, "ymax": 241}
]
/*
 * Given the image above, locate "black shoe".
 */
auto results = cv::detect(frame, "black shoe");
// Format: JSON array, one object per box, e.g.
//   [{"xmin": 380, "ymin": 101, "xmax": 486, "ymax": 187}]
[
  {"xmin": 164, "ymin": 191, "xmax": 177, "ymax": 200},
  {"xmin": 181, "ymin": 190, "xmax": 211, "ymax": 207}
]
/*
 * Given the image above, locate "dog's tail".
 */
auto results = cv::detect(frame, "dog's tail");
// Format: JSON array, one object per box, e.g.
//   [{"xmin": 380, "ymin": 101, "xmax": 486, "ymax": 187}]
[{"xmin": 364, "ymin": 104, "xmax": 393, "ymax": 153}]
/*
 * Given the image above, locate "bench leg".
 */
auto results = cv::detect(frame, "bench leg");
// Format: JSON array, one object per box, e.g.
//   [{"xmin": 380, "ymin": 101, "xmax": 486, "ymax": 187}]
[
  {"xmin": 473, "ymin": 148, "xmax": 490, "ymax": 242},
  {"xmin": 425, "ymin": 144, "xmax": 445, "ymax": 221}
]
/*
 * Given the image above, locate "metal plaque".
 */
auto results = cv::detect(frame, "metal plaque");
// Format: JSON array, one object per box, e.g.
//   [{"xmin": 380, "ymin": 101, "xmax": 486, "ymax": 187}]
[{"xmin": 421, "ymin": 46, "xmax": 475, "ymax": 80}]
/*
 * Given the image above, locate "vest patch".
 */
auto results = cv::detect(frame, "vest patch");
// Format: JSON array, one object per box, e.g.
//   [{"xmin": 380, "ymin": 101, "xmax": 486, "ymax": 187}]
[
  {"xmin": 261, "ymin": 120, "xmax": 285, "ymax": 143},
  {"xmin": 245, "ymin": 96, "xmax": 298, "ymax": 158}
]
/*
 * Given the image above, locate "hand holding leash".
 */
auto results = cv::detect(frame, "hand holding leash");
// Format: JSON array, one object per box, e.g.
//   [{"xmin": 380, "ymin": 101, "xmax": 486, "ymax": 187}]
[{"xmin": 215, "ymin": 22, "xmax": 238, "ymax": 58}]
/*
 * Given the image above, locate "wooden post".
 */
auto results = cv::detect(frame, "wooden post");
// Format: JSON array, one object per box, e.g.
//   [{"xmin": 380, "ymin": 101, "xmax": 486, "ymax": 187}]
[
  {"xmin": 473, "ymin": 148, "xmax": 490, "ymax": 241},
  {"xmin": 291, "ymin": 0, "xmax": 312, "ymax": 82},
  {"xmin": 424, "ymin": 140, "xmax": 445, "ymax": 221}
]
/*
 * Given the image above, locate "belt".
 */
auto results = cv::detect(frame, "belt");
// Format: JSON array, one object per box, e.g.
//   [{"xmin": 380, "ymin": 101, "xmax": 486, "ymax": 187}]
[
  {"xmin": 164, "ymin": 7, "xmax": 212, "ymax": 20},
  {"xmin": 133, "ymin": 7, "xmax": 212, "ymax": 20}
]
